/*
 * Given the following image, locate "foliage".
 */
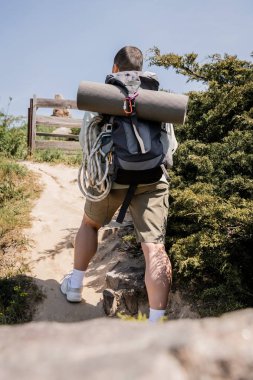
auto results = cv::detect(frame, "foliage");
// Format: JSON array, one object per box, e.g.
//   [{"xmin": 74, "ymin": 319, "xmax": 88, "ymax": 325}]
[
  {"xmin": 117, "ymin": 311, "xmax": 148, "ymax": 321},
  {"xmin": 0, "ymin": 156, "xmax": 43, "ymax": 324},
  {"xmin": 117, "ymin": 312, "xmax": 168, "ymax": 322},
  {"xmin": 0, "ymin": 112, "xmax": 27, "ymax": 158},
  {"xmin": 150, "ymin": 50, "xmax": 253, "ymax": 315},
  {"xmin": 0, "ymin": 157, "xmax": 41, "ymax": 249},
  {"xmin": 0, "ymin": 109, "xmax": 81, "ymax": 164},
  {"xmin": 33, "ymin": 148, "xmax": 82, "ymax": 165},
  {"xmin": 71, "ymin": 127, "xmax": 81, "ymax": 135},
  {"xmin": 0, "ymin": 275, "xmax": 44, "ymax": 324},
  {"xmin": 36, "ymin": 125, "xmax": 55, "ymax": 140},
  {"xmin": 118, "ymin": 225, "xmax": 142, "ymax": 256}
]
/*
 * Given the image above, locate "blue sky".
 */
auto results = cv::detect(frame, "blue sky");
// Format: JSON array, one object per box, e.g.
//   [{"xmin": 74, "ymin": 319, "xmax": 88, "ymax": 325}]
[{"xmin": 0, "ymin": 0, "xmax": 252, "ymax": 118}]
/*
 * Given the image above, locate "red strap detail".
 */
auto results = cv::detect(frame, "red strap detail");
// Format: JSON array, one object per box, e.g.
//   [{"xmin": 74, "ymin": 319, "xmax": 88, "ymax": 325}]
[{"xmin": 123, "ymin": 92, "xmax": 139, "ymax": 115}]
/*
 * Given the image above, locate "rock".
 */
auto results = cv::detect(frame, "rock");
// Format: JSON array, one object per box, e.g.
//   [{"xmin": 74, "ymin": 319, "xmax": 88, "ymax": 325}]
[
  {"xmin": 122, "ymin": 288, "xmax": 139, "ymax": 314},
  {"xmin": 106, "ymin": 262, "xmax": 145, "ymax": 291},
  {"xmin": 98, "ymin": 225, "xmax": 121, "ymax": 241},
  {"xmin": 51, "ymin": 94, "xmax": 71, "ymax": 118},
  {"xmin": 103, "ymin": 288, "xmax": 147, "ymax": 316},
  {"xmin": 52, "ymin": 126, "xmax": 72, "ymax": 135},
  {"xmin": 91, "ymin": 225, "xmax": 121, "ymax": 264},
  {"xmin": 103, "ymin": 288, "xmax": 116, "ymax": 315},
  {"xmin": 0, "ymin": 309, "xmax": 252, "ymax": 380},
  {"xmin": 103, "ymin": 252, "xmax": 147, "ymax": 316}
]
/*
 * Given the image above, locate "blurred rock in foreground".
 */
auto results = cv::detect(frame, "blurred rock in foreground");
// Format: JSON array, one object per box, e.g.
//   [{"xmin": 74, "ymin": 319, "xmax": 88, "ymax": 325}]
[{"xmin": 0, "ymin": 309, "xmax": 252, "ymax": 380}]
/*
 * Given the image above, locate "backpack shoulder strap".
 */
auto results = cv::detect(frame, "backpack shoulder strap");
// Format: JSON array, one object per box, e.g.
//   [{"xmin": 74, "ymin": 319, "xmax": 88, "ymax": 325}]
[{"xmin": 130, "ymin": 114, "xmax": 147, "ymax": 154}]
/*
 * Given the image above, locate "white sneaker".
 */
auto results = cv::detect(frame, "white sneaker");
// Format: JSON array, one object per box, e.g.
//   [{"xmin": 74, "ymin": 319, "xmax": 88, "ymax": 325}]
[{"xmin": 60, "ymin": 273, "xmax": 83, "ymax": 302}]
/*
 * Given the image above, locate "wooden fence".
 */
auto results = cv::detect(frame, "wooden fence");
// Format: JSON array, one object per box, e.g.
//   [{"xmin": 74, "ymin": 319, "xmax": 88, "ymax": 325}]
[{"xmin": 27, "ymin": 95, "xmax": 82, "ymax": 154}]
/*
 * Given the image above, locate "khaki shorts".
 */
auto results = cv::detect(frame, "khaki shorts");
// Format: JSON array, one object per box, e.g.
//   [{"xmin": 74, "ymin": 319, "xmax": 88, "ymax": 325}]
[{"xmin": 84, "ymin": 181, "xmax": 169, "ymax": 243}]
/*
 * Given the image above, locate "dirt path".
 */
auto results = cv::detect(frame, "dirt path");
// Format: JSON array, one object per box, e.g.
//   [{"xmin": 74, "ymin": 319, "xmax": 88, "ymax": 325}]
[{"xmin": 22, "ymin": 161, "xmax": 120, "ymax": 323}]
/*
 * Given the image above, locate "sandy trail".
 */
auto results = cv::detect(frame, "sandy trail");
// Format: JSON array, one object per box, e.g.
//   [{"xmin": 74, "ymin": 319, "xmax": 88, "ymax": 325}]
[{"xmin": 23, "ymin": 161, "xmax": 120, "ymax": 323}]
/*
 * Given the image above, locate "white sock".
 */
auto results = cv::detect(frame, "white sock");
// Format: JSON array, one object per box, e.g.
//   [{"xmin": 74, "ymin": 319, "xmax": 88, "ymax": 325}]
[
  {"xmin": 70, "ymin": 269, "xmax": 85, "ymax": 288},
  {"xmin": 149, "ymin": 308, "xmax": 166, "ymax": 323}
]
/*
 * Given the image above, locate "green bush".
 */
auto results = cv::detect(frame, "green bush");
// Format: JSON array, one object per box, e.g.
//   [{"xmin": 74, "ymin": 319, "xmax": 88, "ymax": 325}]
[
  {"xmin": 0, "ymin": 155, "xmax": 43, "ymax": 324},
  {"xmin": 0, "ymin": 158, "xmax": 40, "ymax": 246},
  {"xmin": 0, "ymin": 275, "xmax": 44, "ymax": 324},
  {"xmin": 150, "ymin": 51, "xmax": 253, "ymax": 315},
  {"xmin": 0, "ymin": 113, "xmax": 27, "ymax": 158}
]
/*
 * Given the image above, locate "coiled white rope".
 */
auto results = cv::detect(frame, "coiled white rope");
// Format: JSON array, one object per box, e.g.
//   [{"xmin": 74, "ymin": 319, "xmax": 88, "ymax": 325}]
[{"xmin": 78, "ymin": 115, "xmax": 112, "ymax": 201}]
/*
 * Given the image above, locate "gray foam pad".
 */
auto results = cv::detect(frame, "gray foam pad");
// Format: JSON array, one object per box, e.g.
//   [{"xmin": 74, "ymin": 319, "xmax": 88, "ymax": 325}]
[{"xmin": 77, "ymin": 81, "xmax": 188, "ymax": 124}]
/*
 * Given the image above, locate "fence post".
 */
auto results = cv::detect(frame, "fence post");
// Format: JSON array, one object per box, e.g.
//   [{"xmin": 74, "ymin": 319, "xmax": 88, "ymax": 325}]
[
  {"xmin": 27, "ymin": 105, "xmax": 31, "ymax": 153},
  {"xmin": 27, "ymin": 98, "xmax": 33, "ymax": 155},
  {"xmin": 30, "ymin": 95, "xmax": 37, "ymax": 154}
]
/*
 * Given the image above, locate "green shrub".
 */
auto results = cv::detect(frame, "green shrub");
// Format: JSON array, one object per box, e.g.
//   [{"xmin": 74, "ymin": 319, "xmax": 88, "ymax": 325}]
[
  {"xmin": 150, "ymin": 51, "xmax": 253, "ymax": 315},
  {"xmin": 0, "ymin": 157, "xmax": 43, "ymax": 324},
  {"xmin": 0, "ymin": 275, "xmax": 44, "ymax": 324},
  {"xmin": 0, "ymin": 113, "xmax": 27, "ymax": 158},
  {"xmin": 0, "ymin": 158, "xmax": 40, "ymax": 247}
]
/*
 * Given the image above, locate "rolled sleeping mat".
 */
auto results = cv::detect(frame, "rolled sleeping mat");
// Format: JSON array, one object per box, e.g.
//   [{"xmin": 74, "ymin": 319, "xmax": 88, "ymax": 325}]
[{"xmin": 77, "ymin": 81, "xmax": 188, "ymax": 124}]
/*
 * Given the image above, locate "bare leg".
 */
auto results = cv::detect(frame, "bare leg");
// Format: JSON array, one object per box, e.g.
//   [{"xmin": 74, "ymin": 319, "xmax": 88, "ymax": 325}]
[
  {"xmin": 74, "ymin": 213, "xmax": 101, "ymax": 271},
  {"xmin": 141, "ymin": 242, "xmax": 172, "ymax": 310}
]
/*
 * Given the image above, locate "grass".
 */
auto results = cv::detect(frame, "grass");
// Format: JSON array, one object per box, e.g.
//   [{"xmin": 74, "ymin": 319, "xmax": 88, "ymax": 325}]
[
  {"xmin": 0, "ymin": 157, "xmax": 44, "ymax": 324},
  {"xmin": 34, "ymin": 124, "xmax": 81, "ymax": 164},
  {"xmin": 0, "ymin": 158, "xmax": 41, "ymax": 247},
  {"xmin": 117, "ymin": 312, "xmax": 148, "ymax": 321},
  {"xmin": 32, "ymin": 148, "xmax": 82, "ymax": 166},
  {"xmin": 117, "ymin": 312, "xmax": 168, "ymax": 322},
  {"xmin": 0, "ymin": 275, "xmax": 44, "ymax": 324}
]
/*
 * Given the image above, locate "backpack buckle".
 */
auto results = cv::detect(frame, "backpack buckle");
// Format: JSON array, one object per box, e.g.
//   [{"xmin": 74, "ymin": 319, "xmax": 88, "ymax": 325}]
[
  {"xmin": 123, "ymin": 92, "xmax": 139, "ymax": 115},
  {"xmin": 104, "ymin": 123, "xmax": 113, "ymax": 133}
]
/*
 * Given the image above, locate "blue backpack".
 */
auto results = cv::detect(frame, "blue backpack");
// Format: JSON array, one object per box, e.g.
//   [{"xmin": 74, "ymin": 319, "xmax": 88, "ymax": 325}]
[{"xmin": 79, "ymin": 71, "xmax": 177, "ymax": 223}]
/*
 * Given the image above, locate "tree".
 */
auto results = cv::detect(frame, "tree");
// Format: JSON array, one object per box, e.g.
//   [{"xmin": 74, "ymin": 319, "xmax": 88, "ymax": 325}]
[{"xmin": 150, "ymin": 50, "xmax": 253, "ymax": 315}]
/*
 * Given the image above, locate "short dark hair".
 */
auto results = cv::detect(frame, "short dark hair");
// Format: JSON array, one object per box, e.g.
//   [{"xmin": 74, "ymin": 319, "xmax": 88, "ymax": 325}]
[{"xmin": 114, "ymin": 46, "xmax": 143, "ymax": 71}]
